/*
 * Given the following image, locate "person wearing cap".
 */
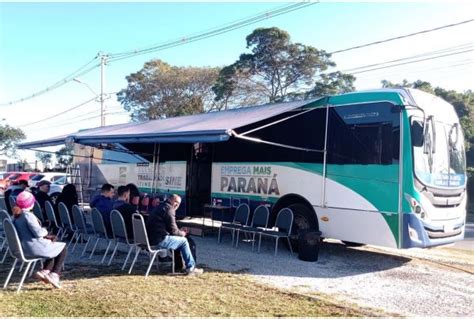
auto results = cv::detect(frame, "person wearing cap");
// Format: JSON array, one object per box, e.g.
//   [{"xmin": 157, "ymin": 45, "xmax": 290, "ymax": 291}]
[
  {"xmin": 34, "ymin": 180, "xmax": 52, "ymax": 220},
  {"xmin": 12, "ymin": 191, "xmax": 67, "ymax": 289}
]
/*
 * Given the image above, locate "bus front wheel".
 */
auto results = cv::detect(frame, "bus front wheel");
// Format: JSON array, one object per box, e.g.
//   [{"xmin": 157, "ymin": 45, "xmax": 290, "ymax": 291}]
[{"xmin": 287, "ymin": 203, "xmax": 319, "ymax": 251}]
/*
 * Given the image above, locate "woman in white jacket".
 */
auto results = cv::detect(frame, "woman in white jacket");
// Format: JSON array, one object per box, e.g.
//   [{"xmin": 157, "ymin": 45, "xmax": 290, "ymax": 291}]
[{"xmin": 12, "ymin": 191, "xmax": 67, "ymax": 289}]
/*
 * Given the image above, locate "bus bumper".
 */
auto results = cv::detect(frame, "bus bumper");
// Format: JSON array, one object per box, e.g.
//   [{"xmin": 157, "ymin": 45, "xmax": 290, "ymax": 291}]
[{"xmin": 401, "ymin": 213, "xmax": 465, "ymax": 248}]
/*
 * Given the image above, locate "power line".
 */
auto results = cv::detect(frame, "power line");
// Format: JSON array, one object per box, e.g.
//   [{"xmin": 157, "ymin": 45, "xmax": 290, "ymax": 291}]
[
  {"xmin": 18, "ymin": 97, "xmax": 96, "ymax": 128},
  {"xmin": 108, "ymin": 1, "xmax": 318, "ymax": 63},
  {"xmin": 341, "ymin": 43, "xmax": 473, "ymax": 73},
  {"xmin": 0, "ymin": 56, "xmax": 100, "ymax": 107},
  {"xmin": 347, "ymin": 49, "xmax": 474, "ymax": 75},
  {"xmin": 329, "ymin": 18, "xmax": 474, "ymax": 55}
]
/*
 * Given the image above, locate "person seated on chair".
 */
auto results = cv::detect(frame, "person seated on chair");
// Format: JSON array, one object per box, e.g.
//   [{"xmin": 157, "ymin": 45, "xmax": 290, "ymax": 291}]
[
  {"xmin": 33, "ymin": 180, "xmax": 52, "ymax": 221},
  {"xmin": 12, "ymin": 191, "xmax": 67, "ymax": 289},
  {"xmin": 146, "ymin": 194, "xmax": 203, "ymax": 275},
  {"xmin": 4, "ymin": 179, "xmax": 29, "ymax": 215},
  {"xmin": 90, "ymin": 183, "xmax": 115, "ymax": 236},
  {"xmin": 112, "ymin": 185, "xmax": 136, "ymax": 239}
]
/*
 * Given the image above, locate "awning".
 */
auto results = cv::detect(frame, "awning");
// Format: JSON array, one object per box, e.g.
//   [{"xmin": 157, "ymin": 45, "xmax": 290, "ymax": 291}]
[{"xmin": 18, "ymin": 98, "xmax": 320, "ymax": 149}]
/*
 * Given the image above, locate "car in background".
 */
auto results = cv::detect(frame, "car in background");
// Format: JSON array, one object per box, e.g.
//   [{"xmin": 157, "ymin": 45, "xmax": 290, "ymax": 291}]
[
  {"xmin": 0, "ymin": 172, "xmax": 37, "ymax": 192},
  {"xmin": 29, "ymin": 172, "xmax": 67, "ymax": 188},
  {"xmin": 0, "ymin": 172, "xmax": 13, "ymax": 193},
  {"xmin": 48, "ymin": 175, "xmax": 72, "ymax": 203}
]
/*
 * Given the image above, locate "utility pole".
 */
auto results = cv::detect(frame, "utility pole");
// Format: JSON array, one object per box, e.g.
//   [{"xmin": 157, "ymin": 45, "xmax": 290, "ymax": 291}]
[{"xmin": 99, "ymin": 52, "xmax": 108, "ymax": 127}]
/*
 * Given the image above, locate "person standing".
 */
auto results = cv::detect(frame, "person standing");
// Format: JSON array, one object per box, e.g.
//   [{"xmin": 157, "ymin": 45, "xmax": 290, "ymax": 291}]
[
  {"xmin": 146, "ymin": 194, "xmax": 202, "ymax": 275},
  {"xmin": 13, "ymin": 191, "xmax": 67, "ymax": 289}
]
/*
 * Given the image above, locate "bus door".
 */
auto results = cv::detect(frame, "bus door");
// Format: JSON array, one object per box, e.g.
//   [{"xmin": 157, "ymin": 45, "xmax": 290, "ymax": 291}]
[{"xmin": 187, "ymin": 143, "xmax": 212, "ymax": 216}]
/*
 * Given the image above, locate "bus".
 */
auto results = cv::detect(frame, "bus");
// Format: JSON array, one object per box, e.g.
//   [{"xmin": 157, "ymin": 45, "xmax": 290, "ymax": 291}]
[{"xmin": 25, "ymin": 88, "xmax": 467, "ymax": 249}]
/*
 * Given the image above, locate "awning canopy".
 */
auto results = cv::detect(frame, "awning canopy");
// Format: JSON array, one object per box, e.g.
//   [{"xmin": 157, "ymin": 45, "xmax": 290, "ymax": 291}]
[{"xmin": 18, "ymin": 98, "xmax": 320, "ymax": 149}]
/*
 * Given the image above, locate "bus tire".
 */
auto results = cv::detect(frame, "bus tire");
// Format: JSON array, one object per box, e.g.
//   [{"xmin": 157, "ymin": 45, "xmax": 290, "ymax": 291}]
[{"xmin": 287, "ymin": 202, "xmax": 319, "ymax": 252}]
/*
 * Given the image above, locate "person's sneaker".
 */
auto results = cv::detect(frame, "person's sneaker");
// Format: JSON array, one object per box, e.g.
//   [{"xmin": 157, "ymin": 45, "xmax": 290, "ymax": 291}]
[
  {"xmin": 185, "ymin": 267, "xmax": 204, "ymax": 276},
  {"xmin": 45, "ymin": 272, "xmax": 62, "ymax": 289},
  {"xmin": 34, "ymin": 269, "xmax": 50, "ymax": 284}
]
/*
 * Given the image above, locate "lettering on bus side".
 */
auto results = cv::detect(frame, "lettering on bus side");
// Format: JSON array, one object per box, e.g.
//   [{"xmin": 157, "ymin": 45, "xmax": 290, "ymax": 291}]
[{"xmin": 219, "ymin": 165, "xmax": 280, "ymax": 195}]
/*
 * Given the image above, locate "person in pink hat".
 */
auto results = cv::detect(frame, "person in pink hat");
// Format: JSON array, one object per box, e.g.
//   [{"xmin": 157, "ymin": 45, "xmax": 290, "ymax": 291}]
[{"xmin": 12, "ymin": 191, "xmax": 67, "ymax": 289}]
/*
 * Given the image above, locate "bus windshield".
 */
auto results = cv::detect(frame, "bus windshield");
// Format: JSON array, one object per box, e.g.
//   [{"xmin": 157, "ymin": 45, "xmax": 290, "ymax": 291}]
[{"xmin": 412, "ymin": 117, "xmax": 466, "ymax": 188}]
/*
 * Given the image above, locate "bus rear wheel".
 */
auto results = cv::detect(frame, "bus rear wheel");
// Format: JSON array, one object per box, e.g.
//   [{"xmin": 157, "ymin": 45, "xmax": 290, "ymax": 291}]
[{"xmin": 287, "ymin": 203, "xmax": 319, "ymax": 252}]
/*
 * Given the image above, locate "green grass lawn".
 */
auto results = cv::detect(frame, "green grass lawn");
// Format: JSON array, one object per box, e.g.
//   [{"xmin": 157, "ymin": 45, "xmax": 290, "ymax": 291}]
[{"xmin": 0, "ymin": 261, "xmax": 381, "ymax": 316}]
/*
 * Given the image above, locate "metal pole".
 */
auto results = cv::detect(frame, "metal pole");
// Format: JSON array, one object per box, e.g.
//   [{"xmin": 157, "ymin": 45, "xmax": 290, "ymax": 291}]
[{"xmin": 99, "ymin": 53, "xmax": 107, "ymax": 127}]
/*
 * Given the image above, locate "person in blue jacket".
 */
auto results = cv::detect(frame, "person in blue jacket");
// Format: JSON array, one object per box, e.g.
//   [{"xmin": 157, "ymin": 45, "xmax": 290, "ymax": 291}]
[
  {"xmin": 90, "ymin": 183, "xmax": 115, "ymax": 236},
  {"xmin": 13, "ymin": 191, "xmax": 67, "ymax": 289}
]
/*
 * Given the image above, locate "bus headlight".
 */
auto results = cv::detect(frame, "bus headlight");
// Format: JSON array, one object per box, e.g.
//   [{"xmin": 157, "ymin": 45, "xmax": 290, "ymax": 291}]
[{"xmin": 405, "ymin": 194, "xmax": 427, "ymax": 220}]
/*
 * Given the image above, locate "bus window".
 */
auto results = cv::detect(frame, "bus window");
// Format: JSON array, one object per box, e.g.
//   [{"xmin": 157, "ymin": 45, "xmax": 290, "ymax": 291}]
[{"xmin": 327, "ymin": 102, "xmax": 400, "ymax": 165}]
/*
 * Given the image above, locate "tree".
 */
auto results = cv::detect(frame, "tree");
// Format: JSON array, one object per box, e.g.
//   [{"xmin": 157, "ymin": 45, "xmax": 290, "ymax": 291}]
[
  {"xmin": 118, "ymin": 60, "xmax": 223, "ymax": 121},
  {"xmin": 213, "ymin": 27, "xmax": 355, "ymax": 107},
  {"xmin": 0, "ymin": 124, "xmax": 26, "ymax": 157},
  {"xmin": 56, "ymin": 147, "xmax": 73, "ymax": 170},
  {"xmin": 36, "ymin": 152, "xmax": 53, "ymax": 170}
]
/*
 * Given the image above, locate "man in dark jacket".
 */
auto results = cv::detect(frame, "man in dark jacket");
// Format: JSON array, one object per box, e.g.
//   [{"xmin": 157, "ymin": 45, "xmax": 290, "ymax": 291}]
[
  {"xmin": 146, "ymin": 194, "xmax": 203, "ymax": 275},
  {"xmin": 34, "ymin": 180, "xmax": 52, "ymax": 220},
  {"xmin": 112, "ymin": 185, "xmax": 136, "ymax": 239},
  {"xmin": 90, "ymin": 183, "xmax": 115, "ymax": 236}
]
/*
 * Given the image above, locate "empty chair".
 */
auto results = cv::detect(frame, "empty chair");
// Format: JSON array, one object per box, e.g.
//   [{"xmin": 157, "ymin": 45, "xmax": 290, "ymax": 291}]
[
  {"xmin": 58, "ymin": 202, "xmax": 76, "ymax": 245},
  {"xmin": 0, "ymin": 197, "xmax": 7, "ymax": 211},
  {"xmin": 45, "ymin": 201, "xmax": 63, "ymax": 238},
  {"xmin": 89, "ymin": 208, "xmax": 113, "ymax": 263},
  {"xmin": 217, "ymin": 203, "xmax": 250, "ymax": 245},
  {"xmin": 128, "ymin": 213, "xmax": 174, "ymax": 277},
  {"xmin": 71, "ymin": 205, "xmax": 94, "ymax": 255},
  {"xmin": 0, "ymin": 209, "xmax": 11, "ymax": 263},
  {"xmin": 32, "ymin": 201, "xmax": 44, "ymax": 223},
  {"xmin": 257, "ymin": 208, "xmax": 294, "ymax": 256},
  {"xmin": 235, "ymin": 205, "xmax": 269, "ymax": 250},
  {"xmin": 108, "ymin": 209, "xmax": 135, "ymax": 270},
  {"xmin": 3, "ymin": 219, "xmax": 42, "ymax": 293},
  {"xmin": 8, "ymin": 196, "xmax": 17, "ymax": 214}
]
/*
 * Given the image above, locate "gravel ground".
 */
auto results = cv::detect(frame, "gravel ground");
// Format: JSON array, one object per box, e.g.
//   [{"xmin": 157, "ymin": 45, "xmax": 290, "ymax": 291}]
[
  {"xmin": 191, "ymin": 234, "xmax": 474, "ymax": 317},
  {"xmin": 51, "ymin": 228, "xmax": 474, "ymax": 317}
]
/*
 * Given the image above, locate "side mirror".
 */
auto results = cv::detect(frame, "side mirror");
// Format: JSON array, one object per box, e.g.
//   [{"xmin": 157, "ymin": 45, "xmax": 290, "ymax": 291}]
[{"xmin": 411, "ymin": 120, "xmax": 424, "ymax": 147}]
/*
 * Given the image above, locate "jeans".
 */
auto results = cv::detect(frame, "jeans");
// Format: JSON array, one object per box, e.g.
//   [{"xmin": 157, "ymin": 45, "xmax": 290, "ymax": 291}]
[{"xmin": 158, "ymin": 235, "xmax": 195, "ymax": 270}]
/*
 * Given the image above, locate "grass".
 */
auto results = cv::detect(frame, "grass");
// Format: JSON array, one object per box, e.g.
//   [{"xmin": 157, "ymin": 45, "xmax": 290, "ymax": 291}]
[{"xmin": 0, "ymin": 260, "xmax": 381, "ymax": 316}]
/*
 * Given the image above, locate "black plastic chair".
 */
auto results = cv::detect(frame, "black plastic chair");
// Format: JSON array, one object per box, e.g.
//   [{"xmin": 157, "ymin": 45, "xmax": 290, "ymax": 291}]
[
  {"xmin": 32, "ymin": 201, "xmax": 44, "ymax": 223},
  {"xmin": 71, "ymin": 205, "xmax": 94, "ymax": 256},
  {"xmin": 89, "ymin": 208, "xmax": 113, "ymax": 263},
  {"xmin": 45, "ymin": 201, "xmax": 63, "ymax": 238},
  {"xmin": 3, "ymin": 219, "xmax": 42, "ymax": 293},
  {"xmin": 257, "ymin": 208, "xmax": 294, "ymax": 256},
  {"xmin": 235, "ymin": 205, "xmax": 269, "ymax": 250},
  {"xmin": 217, "ymin": 203, "xmax": 250, "ymax": 245},
  {"xmin": 108, "ymin": 209, "xmax": 135, "ymax": 270},
  {"xmin": 57, "ymin": 202, "xmax": 77, "ymax": 246}
]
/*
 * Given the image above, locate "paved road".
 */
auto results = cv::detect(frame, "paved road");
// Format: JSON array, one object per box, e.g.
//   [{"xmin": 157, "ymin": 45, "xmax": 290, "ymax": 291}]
[{"xmin": 454, "ymin": 221, "xmax": 474, "ymax": 250}]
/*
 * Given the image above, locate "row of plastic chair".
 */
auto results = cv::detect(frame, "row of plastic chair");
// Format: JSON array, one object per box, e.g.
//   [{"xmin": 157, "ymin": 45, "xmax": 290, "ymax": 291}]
[
  {"xmin": 218, "ymin": 204, "xmax": 294, "ymax": 256},
  {"xmin": 57, "ymin": 205, "xmax": 174, "ymax": 277}
]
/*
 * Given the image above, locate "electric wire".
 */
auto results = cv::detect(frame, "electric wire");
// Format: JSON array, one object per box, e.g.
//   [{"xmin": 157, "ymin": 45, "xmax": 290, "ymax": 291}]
[
  {"xmin": 17, "ymin": 97, "xmax": 96, "ymax": 128},
  {"xmin": 0, "ymin": 56, "xmax": 100, "ymax": 107},
  {"xmin": 107, "ymin": 1, "xmax": 317, "ymax": 63},
  {"xmin": 329, "ymin": 18, "xmax": 474, "ymax": 55}
]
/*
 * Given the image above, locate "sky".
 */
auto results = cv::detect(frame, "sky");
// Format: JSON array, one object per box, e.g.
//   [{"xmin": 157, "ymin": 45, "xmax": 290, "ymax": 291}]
[{"xmin": 0, "ymin": 0, "xmax": 473, "ymax": 163}]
